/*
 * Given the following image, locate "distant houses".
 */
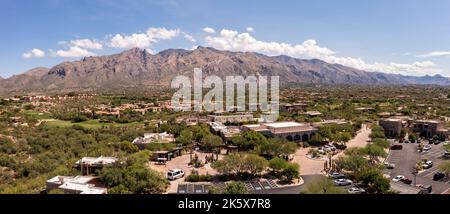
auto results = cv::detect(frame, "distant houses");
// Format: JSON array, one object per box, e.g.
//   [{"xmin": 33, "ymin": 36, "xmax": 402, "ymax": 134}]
[{"xmin": 208, "ymin": 114, "xmax": 255, "ymax": 124}]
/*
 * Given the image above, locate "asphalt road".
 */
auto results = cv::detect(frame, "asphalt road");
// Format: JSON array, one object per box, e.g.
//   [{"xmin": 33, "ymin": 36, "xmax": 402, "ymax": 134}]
[{"xmin": 384, "ymin": 141, "xmax": 450, "ymax": 194}]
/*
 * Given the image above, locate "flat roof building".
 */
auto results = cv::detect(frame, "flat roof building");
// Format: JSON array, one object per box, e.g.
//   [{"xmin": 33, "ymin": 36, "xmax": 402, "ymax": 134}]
[
  {"xmin": 74, "ymin": 156, "xmax": 118, "ymax": 175},
  {"xmin": 242, "ymin": 121, "xmax": 317, "ymax": 142},
  {"xmin": 380, "ymin": 118, "xmax": 404, "ymax": 138},
  {"xmin": 132, "ymin": 132, "xmax": 175, "ymax": 149},
  {"xmin": 46, "ymin": 175, "xmax": 107, "ymax": 194},
  {"xmin": 410, "ymin": 119, "xmax": 447, "ymax": 138},
  {"xmin": 208, "ymin": 114, "xmax": 255, "ymax": 124}
]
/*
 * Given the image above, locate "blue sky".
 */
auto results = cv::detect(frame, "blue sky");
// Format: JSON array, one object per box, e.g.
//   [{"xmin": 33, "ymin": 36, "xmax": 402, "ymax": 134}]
[{"xmin": 1, "ymin": 0, "xmax": 450, "ymax": 78}]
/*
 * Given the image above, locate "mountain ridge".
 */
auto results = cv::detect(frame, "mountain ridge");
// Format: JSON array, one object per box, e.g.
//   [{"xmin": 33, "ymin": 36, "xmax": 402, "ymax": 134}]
[{"xmin": 0, "ymin": 47, "xmax": 449, "ymax": 93}]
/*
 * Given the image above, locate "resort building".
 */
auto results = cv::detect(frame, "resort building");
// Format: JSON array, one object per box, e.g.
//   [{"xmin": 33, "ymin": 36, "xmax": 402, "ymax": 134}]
[
  {"xmin": 132, "ymin": 132, "xmax": 175, "ymax": 149},
  {"xmin": 46, "ymin": 175, "xmax": 107, "ymax": 194},
  {"xmin": 242, "ymin": 121, "xmax": 317, "ymax": 141},
  {"xmin": 379, "ymin": 118, "xmax": 404, "ymax": 138},
  {"xmin": 410, "ymin": 120, "xmax": 448, "ymax": 138},
  {"xmin": 73, "ymin": 156, "xmax": 118, "ymax": 175},
  {"xmin": 208, "ymin": 122, "xmax": 242, "ymax": 141}
]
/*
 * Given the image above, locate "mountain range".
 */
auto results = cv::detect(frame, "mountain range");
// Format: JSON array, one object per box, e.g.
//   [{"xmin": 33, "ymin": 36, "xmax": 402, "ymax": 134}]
[{"xmin": 1, "ymin": 46, "xmax": 449, "ymax": 93}]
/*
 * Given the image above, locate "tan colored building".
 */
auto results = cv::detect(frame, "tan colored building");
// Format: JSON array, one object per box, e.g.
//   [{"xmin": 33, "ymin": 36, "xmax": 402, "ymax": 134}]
[
  {"xmin": 242, "ymin": 121, "xmax": 317, "ymax": 141},
  {"xmin": 410, "ymin": 120, "xmax": 447, "ymax": 138},
  {"xmin": 379, "ymin": 118, "xmax": 404, "ymax": 138}
]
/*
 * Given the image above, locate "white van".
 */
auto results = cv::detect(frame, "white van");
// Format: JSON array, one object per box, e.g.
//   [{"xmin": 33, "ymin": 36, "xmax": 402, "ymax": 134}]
[{"xmin": 167, "ymin": 169, "xmax": 185, "ymax": 180}]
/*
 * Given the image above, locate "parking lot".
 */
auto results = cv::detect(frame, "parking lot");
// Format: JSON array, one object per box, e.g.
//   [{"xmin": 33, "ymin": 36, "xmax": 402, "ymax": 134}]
[
  {"xmin": 384, "ymin": 140, "xmax": 450, "ymax": 194},
  {"xmin": 176, "ymin": 180, "xmax": 280, "ymax": 194}
]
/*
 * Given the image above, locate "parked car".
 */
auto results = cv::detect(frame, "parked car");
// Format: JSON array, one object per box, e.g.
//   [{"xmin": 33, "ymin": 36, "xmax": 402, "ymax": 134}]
[
  {"xmin": 167, "ymin": 169, "xmax": 185, "ymax": 180},
  {"xmin": 434, "ymin": 141, "xmax": 442, "ymax": 145},
  {"xmin": 423, "ymin": 145, "xmax": 432, "ymax": 151},
  {"xmin": 401, "ymin": 178, "xmax": 412, "ymax": 185},
  {"xmin": 329, "ymin": 172, "xmax": 345, "ymax": 179},
  {"xmin": 390, "ymin": 145, "xmax": 403, "ymax": 150},
  {"xmin": 433, "ymin": 172, "xmax": 445, "ymax": 181},
  {"xmin": 417, "ymin": 184, "xmax": 432, "ymax": 194},
  {"xmin": 334, "ymin": 179, "xmax": 353, "ymax": 186},
  {"xmin": 318, "ymin": 148, "xmax": 326, "ymax": 154},
  {"xmin": 392, "ymin": 175, "xmax": 405, "ymax": 182},
  {"xmin": 384, "ymin": 162, "xmax": 395, "ymax": 169},
  {"xmin": 443, "ymin": 151, "xmax": 450, "ymax": 159},
  {"xmin": 333, "ymin": 142, "xmax": 347, "ymax": 150},
  {"xmin": 422, "ymin": 160, "xmax": 433, "ymax": 169},
  {"xmin": 348, "ymin": 187, "xmax": 366, "ymax": 194}
]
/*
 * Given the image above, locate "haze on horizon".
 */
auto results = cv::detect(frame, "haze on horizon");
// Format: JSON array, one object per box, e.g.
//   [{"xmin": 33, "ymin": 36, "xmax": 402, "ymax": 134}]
[{"xmin": 1, "ymin": 0, "xmax": 450, "ymax": 78}]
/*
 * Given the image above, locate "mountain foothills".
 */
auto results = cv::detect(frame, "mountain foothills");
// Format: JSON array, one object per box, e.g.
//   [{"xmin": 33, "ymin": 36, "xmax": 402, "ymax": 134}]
[{"xmin": 1, "ymin": 47, "xmax": 450, "ymax": 92}]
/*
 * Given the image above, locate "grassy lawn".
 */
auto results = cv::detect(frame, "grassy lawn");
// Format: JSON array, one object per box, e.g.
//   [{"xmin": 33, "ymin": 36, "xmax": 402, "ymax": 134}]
[
  {"xmin": 23, "ymin": 110, "xmax": 53, "ymax": 120},
  {"xmin": 43, "ymin": 119, "xmax": 145, "ymax": 129}
]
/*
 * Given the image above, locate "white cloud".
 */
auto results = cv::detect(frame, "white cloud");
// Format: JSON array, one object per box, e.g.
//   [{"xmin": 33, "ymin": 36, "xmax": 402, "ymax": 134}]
[
  {"xmin": 246, "ymin": 27, "xmax": 254, "ymax": 32},
  {"xmin": 55, "ymin": 46, "xmax": 95, "ymax": 57},
  {"xmin": 147, "ymin": 27, "xmax": 180, "ymax": 40},
  {"xmin": 110, "ymin": 33, "xmax": 153, "ymax": 49},
  {"xmin": 182, "ymin": 32, "xmax": 196, "ymax": 42},
  {"xmin": 205, "ymin": 29, "xmax": 442, "ymax": 76},
  {"xmin": 203, "ymin": 27, "xmax": 216, "ymax": 34},
  {"xmin": 69, "ymin": 39, "xmax": 103, "ymax": 50},
  {"xmin": 417, "ymin": 51, "xmax": 450, "ymax": 58},
  {"xmin": 109, "ymin": 27, "xmax": 181, "ymax": 50},
  {"xmin": 23, "ymin": 49, "xmax": 45, "ymax": 59}
]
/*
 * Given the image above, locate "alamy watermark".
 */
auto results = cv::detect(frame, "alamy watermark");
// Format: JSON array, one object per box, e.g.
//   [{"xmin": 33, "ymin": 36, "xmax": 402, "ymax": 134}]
[{"xmin": 171, "ymin": 68, "xmax": 279, "ymax": 122}]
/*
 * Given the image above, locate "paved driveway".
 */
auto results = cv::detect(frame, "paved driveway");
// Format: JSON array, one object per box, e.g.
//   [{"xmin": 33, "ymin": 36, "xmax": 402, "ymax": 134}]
[
  {"xmin": 148, "ymin": 151, "xmax": 220, "ymax": 193},
  {"xmin": 294, "ymin": 124, "xmax": 371, "ymax": 175}
]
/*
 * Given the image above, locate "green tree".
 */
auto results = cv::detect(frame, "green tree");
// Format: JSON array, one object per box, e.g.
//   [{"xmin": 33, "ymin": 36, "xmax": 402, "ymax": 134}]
[
  {"xmin": 281, "ymin": 162, "xmax": 300, "ymax": 183},
  {"xmin": 357, "ymin": 168, "xmax": 390, "ymax": 194},
  {"xmin": 362, "ymin": 144, "xmax": 387, "ymax": 165},
  {"xmin": 399, "ymin": 129, "xmax": 407, "ymax": 138},
  {"xmin": 231, "ymin": 131, "xmax": 268, "ymax": 150},
  {"xmin": 300, "ymin": 177, "xmax": 346, "ymax": 194},
  {"xmin": 255, "ymin": 138, "xmax": 296, "ymax": 159},
  {"xmin": 177, "ymin": 129, "xmax": 193, "ymax": 146},
  {"xmin": 372, "ymin": 138, "xmax": 390, "ymax": 149},
  {"xmin": 120, "ymin": 141, "xmax": 139, "ymax": 153},
  {"xmin": 243, "ymin": 154, "xmax": 268, "ymax": 176},
  {"xmin": 408, "ymin": 133, "xmax": 417, "ymax": 143},
  {"xmin": 438, "ymin": 161, "xmax": 450, "ymax": 178},
  {"xmin": 335, "ymin": 155, "xmax": 369, "ymax": 179},
  {"xmin": 370, "ymin": 125, "xmax": 386, "ymax": 139},
  {"xmin": 201, "ymin": 134, "xmax": 223, "ymax": 152},
  {"xmin": 223, "ymin": 181, "xmax": 248, "ymax": 194},
  {"xmin": 269, "ymin": 157, "xmax": 288, "ymax": 174}
]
